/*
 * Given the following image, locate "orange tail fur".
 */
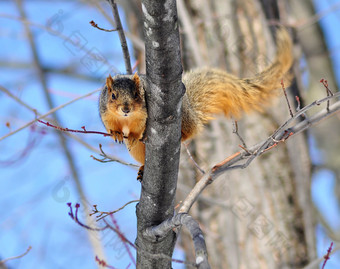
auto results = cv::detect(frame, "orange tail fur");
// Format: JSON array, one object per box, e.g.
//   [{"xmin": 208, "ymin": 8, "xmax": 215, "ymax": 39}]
[{"xmin": 181, "ymin": 28, "xmax": 293, "ymax": 140}]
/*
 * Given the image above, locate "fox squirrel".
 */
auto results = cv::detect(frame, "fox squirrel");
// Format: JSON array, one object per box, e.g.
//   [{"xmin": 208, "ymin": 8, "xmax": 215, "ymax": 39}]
[{"xmin": 99, "ymin": 28, "xmax": 293, "ymax": 168}]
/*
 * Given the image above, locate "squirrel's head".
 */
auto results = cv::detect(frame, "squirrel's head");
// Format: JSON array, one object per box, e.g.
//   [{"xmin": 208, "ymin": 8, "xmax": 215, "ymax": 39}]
[{"xmin": 103, "ymin": 73, "xmax": 145, "ymax": 118}]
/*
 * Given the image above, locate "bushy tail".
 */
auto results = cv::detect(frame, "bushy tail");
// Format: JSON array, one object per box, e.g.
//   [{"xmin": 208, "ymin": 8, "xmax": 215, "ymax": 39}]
[
  {"xmin": 182, "ymin": 27, "xmax": 293, "ymax": 137},
  {"xmin": 244, "ymin": 27, "xmax": 293, "ymax": 97}
]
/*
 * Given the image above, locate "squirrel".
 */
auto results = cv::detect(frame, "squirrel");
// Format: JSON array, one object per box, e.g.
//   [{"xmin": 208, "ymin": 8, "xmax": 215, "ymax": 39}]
[{"xmin": 99, "ymin": 28, "xmax": 293, "ymax": 172}]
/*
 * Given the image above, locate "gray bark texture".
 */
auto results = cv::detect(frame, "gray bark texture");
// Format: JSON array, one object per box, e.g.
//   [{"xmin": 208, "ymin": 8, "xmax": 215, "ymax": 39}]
[{"xmin": 135, "ymin": 1, "xmax": 184, "ymax": 268}]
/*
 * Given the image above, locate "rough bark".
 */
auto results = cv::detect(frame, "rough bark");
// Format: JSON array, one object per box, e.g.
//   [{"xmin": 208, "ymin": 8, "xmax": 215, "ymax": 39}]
[{"xmin": 135, "ymin": 1, "xmax": 184, "ymax": 268}]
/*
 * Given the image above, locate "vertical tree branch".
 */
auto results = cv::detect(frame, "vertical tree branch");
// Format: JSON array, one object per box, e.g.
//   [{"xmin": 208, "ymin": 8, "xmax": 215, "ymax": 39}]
[
  {"xmin": 136, "ymin": 0, "xmax": 184, "ymax": 268},
  {"xmin": 107, "ymin": 0, "xmax": 132, "ymax": 74}
]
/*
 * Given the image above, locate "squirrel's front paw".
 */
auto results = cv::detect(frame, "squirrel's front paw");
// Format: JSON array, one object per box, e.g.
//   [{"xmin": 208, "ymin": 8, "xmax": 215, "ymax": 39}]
[{"xmin": 110, "ymin": 130, "xmax": 124, "ymax": 144}]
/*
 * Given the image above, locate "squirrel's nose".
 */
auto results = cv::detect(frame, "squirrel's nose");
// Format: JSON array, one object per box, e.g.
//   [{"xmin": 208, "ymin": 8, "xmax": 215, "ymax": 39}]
[{"xmin": 122, "ymin": 107, "xmax": 130, "ymax": 114}]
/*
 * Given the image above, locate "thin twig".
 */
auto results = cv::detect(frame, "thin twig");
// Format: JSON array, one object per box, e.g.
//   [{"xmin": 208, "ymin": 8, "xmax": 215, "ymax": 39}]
[
  {"xmin": 321, "ymin": 242, "xmax": 333, "ymax": 269},
  {"xmin": 110, "ymin": 215, "xmax": 136, "ymax": 266},
  {"xmin": 184, "ymin": 142, "xmax": 205, "ymax": 174},
  {"xmin": 132, "ymin": 60, "xmax": 140, "ymax": 72},
  {"xmin": 91, "ymin": 144, "xmax": 138, "ymax": 167},
  {"xmin": 95, "ymin": 256, "xmax": 117, "ymax": 269},
  {"xmin": 1, "ymin": 85, "xmax": 135, "ymax": 167},
  {"xmin": 0, "ymin": 86, "xmax": 39, "ymax": 114},
  {"xmin": 232, "ymin": 120, "xmax": 247, "ymax": 148},
  {"xmin": 0, "ymin": 87, "xmax": 101, "ymax": 142},
  {"xmin": 302, "ymin": 244, "xmax": 340, "ymax": 269},
  {"xmin": 90, "ymin": 200, "xmax": 139, "ymax": 221},
  {"xmin": 281, "ymin": 79, "xmax": 294, "ymax": 117},
  {"xmin": 68, "ymin": 203, "xmax": 193, "ymax": 266},
  {"xmin": 86, "ymin": 3, "xmax": 145, "ymax": 51},
  {"xmin": 295, "ymin": 96, "xmax": 302, "ymax": 112},
  {"xmin": 0, "ymin": 246, "xmax": 32, "ymax": 265},
  {"xmin": 107, "ymin": 0, "xmax": 132, "ymax": 74},
  {"xmin": 90, "ymin": 20, "xmax": 117, "ymax": 32},
  {"xmin": 297, "ymin": 1, "xmax": 340, "ymax": 31},
  {"xmin": 90, "ymin": 155, "xmax": 114, "ymax": 163},
  {"xmin": 320, "ymin": 79, "xmax": 334, "ymax": 112},
  {"xmin": 238, "ymin": 144, "xmax": 253, "ymax": 155},
  {"xmin": 37, "ymin": 119, "xmax": 113, "ymax": 137}
]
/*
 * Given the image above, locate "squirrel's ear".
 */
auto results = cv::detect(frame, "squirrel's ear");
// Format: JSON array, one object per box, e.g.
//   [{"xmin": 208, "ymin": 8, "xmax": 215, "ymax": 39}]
[
  {"xmin": 106, "ymin": 74, "xmax": 114, "ymax": 89},
  {"xmin": 132, "ymin": 72, "xmax": 140, "ymax": 88}
]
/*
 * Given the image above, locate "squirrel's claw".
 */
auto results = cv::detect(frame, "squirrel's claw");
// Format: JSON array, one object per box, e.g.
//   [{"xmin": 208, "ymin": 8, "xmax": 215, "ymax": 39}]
[
  {"xmin": 109, "ymin": 130, "xmax": 124, "ymax": 143},
  {"xmin": 137, "ymin": 165, "xmax": 144, "ymax": 182}
]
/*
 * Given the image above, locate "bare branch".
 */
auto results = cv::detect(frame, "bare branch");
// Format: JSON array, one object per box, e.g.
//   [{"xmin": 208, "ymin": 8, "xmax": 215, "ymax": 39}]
[
  {"xmin": 90, "ymin": 200, "xmax": 139, "ymax": 221},
  {"xmin": 281, "ymin": 79, "xmax": 294, "ymax": 117},
  {"xmin": 320, "ymin": 79, "xmax": 334, "ymax": 112},
  {"xmin": 1, "ymin": 85, "xmax": 135, "ymax": 167},
  {"xmin": 90, "ymin": 144, "xmax": 138, "ymax": 167},
  {"xmin": 178, "ymin": 168, "xmax": 215, "ymax": 214},
  {"xmin": 303, "ymin": 243, "xmax": 340, "ymax": 269},
  {"xmin": 179, "ymin": 93, "xmax": 340, "ymax": 214},
  {"xmin": 144, "ymin": 213, "xmax": 210, "ymax": 269},
  {"xmin": 0, "ymin": 87, "xmax": 101, "ymax": 142},
  {"xmin": 0, "ymin": 246, "xmax": 32, "ymax": 265},
  {"xmin": 0, "ymin": 86, "xmax": 39, "ymax": 115},
  {"xmin": 232, "ymin": 120, "xmax": 247, "ymax": 148},
  {"xmin": 95, "ymin": 256, "xmax": 117, "ymax": 269},
  {"xmin": 68, "ymin": 203, "xmax": 193, "ymax": 266},
  {"xmin": 297, "ymin": 1, "xmax": 340, "ymax": 30},
  {"xmin": 184, "ymin": 142, "xmax": 205, "ymax": 175},
  {"xmin": 295, "ymin": 96, "xmax": 302, "ymax": 112},
  {"xmin": 90, "ymin": 20, "xmax": 117, "ymax": 32},
  {"xmin": 109, "ymin": 214, "xmax": 136, "ymax": 266},
  {"xmin": 106, "ymin": 0, "xmax": 132, "ymax": 74},
  {"xmin": 321, "ymin": 242, "xmax": 333, "ymax": 269},
  {"xmin": 84, "ymin": 1, "xmax": 145, "ymax": 52},
  {"xmin": 37, "ymin": 119, "xmax": 113, "ymax": 137}
]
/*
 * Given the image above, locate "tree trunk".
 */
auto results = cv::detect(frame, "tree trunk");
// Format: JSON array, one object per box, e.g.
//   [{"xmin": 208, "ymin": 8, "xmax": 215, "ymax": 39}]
[
  {"xmin": 134, "ymin": 1, "xmax": 184, "ymax": 268},
  {"xmin": 176, "ymin": 0, "xmax": 316, "ymax": 268}
]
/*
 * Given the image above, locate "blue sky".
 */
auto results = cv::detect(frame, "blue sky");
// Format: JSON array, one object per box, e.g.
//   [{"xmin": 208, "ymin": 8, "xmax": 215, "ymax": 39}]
[{"xmin": 0, "ymin": 0, "xmax": 339, "ymax": 268}]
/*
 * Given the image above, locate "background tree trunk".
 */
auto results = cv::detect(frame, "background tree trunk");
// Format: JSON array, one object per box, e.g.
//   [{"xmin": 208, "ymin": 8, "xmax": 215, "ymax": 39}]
[{"xmin": 177, "ymin": 1, "xmax": 316, "ymax": 268}]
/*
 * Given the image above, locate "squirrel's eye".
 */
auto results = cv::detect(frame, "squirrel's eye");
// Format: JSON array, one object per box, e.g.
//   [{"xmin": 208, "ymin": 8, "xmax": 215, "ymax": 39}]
[
  {"xmin": 134, "ymin": 92, "xmax": 139, "ymax": 99},
  {"xmin": 111, "ymin": 93, "xmax": 116, "ymax": 100}
]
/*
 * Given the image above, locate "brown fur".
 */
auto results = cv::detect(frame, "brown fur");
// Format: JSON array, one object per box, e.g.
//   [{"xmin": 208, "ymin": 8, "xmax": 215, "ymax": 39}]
[
  {"xmin": 181, "ymin": 28, "xmax": 293, "ymax": 140},
  {"xmin": 100, "ymin": 73, "xmax": 147, "ymax": 163},
  {"xmin": 100, "ymin": 28, "xmax": 293, "ymax": 164}
]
